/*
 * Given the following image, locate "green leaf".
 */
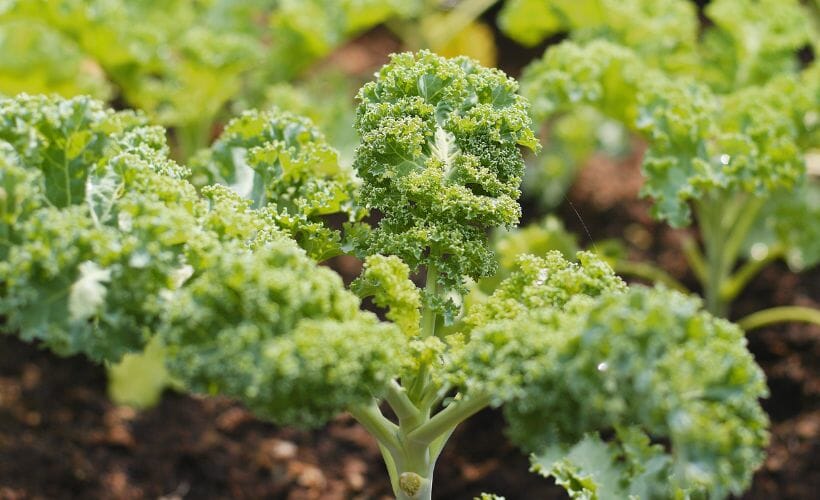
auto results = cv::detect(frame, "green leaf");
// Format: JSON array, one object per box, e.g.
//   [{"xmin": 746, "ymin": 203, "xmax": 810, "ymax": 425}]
[
  {"xmin": 354, "ymin": 50, "xmax": 538, "ymax": 305},
  {"xmin": 161, "ymin": 240, "xmax": 405, "ymax": 427},
  {"xmin": 531, "ymin": 430, "xmax": 672, "ymax": 499},
  {"xmin": 195, "ymin": 107, "xmax": 359, "ymax": 261},
  {"xmin": 0, "ymin": 95, "xmax": 203, "ymax": 361},
  {"xmin": 107, "ymin": 335, "xmax": 175, "ymax": 409},
  {"xmin": 500, "ymin": 286, "xmax": 768, "ymax": 497},
  {"xmin": 353, "ymin": 254, "xmax": 422, "ymax": 337}
]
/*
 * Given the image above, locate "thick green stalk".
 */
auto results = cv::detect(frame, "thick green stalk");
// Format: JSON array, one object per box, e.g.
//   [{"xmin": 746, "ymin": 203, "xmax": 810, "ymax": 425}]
[
  {"xmin": 695, "ymin": 195, "xmax": 763, "ymax": 317},
  {"xmin": 407, "ymin": 394, "xmax": 492, "ymax": 445},
  {"xmin": 681, "ymin": 234, "xmax": 707, "ymax": 284},
  {"xmin": 348, "ymin": 401, "xmax": 401, "ymax": 453},
  {"xmin": 720, "ymin": 197, "xmax": 765, "ymax": 280},
  {"xmin": 351, "ymin": 262, "xmax": 482, "ymax": 500},
  {"xmin": 696, "ymin": 200, "xmax": 730, "ymax": 316},
  {"xmin": 408, "ymin": 266, "xmax": 439, "ymax": 402},
  {"xmin": 420, "ymin": 266, "xmax": 439, "ymax": 338}
]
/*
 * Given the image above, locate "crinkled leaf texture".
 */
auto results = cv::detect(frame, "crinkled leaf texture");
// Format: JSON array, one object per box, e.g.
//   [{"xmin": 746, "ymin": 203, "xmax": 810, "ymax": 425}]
[
  {"xmin": 0, "ymin": 94, "xmax": 200, "ymax": 361},
  {"xmin": 522, "ymin": 40, "xmax": 809, "ymax": 227},
  {"xmin": 353, "ymin": 50, "xmax": 538, "ymax": 317},
  {"xmin": 502, "ymin": 0, "xmax": 813, "ymax": 92},
  {"xmin": 448, "ymin": 251, "xmax": 767, "ymax": 497},
  {"xmin": 510, "ymin": 287, "xmax": 767, "ymax": 497},
  {"xmin": 702, "ymin": 0, "xmax": 814, "ymax": 91},
  {"xmin": 450, "ymin": 251, "xmax": 625, "ymax": 401},
  {"xmin": 160, "ymin": 239, "xmax": 403, "ymax": 428},
  {"xmin": 352, "ymin": 254, "xmax": 422, "ymax": 337},
  {"xmin": 193, "ymin": 107, "xmax": 361, "ymax": 261},
  {"xmin": 744, "ymin": 180, "xmax": 820, "ymax": 271},
  {"xmin": 0, "ymin": 94, "xmax": 405, "ymax": 428}
]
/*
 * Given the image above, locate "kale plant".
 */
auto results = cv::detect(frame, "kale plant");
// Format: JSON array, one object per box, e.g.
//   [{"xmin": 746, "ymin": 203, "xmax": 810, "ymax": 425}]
[
  {"xmin": 517, "ymin": 0, "xmax": 820, "ymax": 328},
  {"xmin": 0, "ymin": 51, "xmax": 769, "ymax": 499}
]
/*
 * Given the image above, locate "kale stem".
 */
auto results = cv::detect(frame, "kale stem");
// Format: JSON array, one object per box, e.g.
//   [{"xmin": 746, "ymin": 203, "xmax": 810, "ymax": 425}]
[
  {"xmin": 377, "ymin": 442, "xmax": 400, "ymax": 495},
  {"xmin": 696, "ymin": 199, "xmax": 729, "ymax": 317},
  {"xmin": 408, "ymin": 265, "xmax": 439, "ymax": 403},
  {"xmin": 386, "ymin": 380, "xmax": 423, "ymax": 427},
  {"xmin": 348, "ymin": 401, "xmax": 401, "ymax": 452},
  {"xmin": 407, "ymin": 393, "xmax": 491, "ymax": 445},
  {"xmin": 680, "ymin": 234, "xmax": 707, "ymax": 284},
  {"xmin": 737, "ymin": 306, "xmax": 820, "ymax": 331},
  {"xmin": 720, "ymin": 196, "xmax": 765, "ymax": 277},
  {"xmin": 420, "ymin": 265, "xmax": 439, "ymax": 338},
  {"xmin": 696, "ymin": 195, "xmax": 766, "ymax": 317}
]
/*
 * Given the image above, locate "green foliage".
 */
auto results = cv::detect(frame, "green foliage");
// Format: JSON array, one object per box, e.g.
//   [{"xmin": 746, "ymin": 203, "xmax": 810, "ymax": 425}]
[
  {"xmin": 193, "ymin": 107, "xmax": 361, "ymax": 261},
  {"xmin": 499, "ymin": 0, "xmax": 699, "ymax": 73},
  {"xmin": 450, "ymin": 250, "xmax": 767, "ymax": 496},
  {"xmin": 745, "ymin": 180, "xmax": 820, "ymax": 271},
  {"xmin": 263, "ymin": 73, "xmax": 360, "ymax": 164},
  {"xmin": 268, "ymin": 0, "xmax": 418, "ymax": 80},
  {"xmin": 0, "ymin": 50, "xmax": 772, "ymax": 500},
  {"xmin": 464, "ymin": 251, "xmax": 624, "ymax": 329},
  {"xmin": 531, "ymin": 430, "xmax": 672, "ymax": 499},
  {"xmin": 352, "ymin": 50, "xmax": 538, "ymax": 315},
  {"xmin": 522, "ymin": 109, "xmax": 628, "ymax": 210},
  {"xmin": 0, "ymin": 94, "xmax": 200, "ymax": 361},
  {"xmin": 0, "ymin": 20, "xmax": 110, "ymax": 99},
  {"xmin": 523, "ymin": 39, "xmax": 810, "ymax": 228},
  {"xmin": 0, "ymin": 0, "xmax": 264, "ymax": 129},
  {"xmin": 450, "ymin": 252, "xmax": 624, "ymax": 402},
  {"xmin": 353, "ymin": 254, "xmax": 422, "ymax": 337},
  {"xmin": 475, "ymin": 215, "xmax": 579, "ymax": 293},
  {"xmin": 160, "ymin": 239, "xmax": 404, "ymax": 427},
  {"xmin": 702, "ymin": 0, "xmax": 813, "ymax": 91},
  {"xmin": 107, "ymin": 335, "xmax": 175, "ymax": 408},
  {"xmin": 0, "ymin": 0, "xmax": 416, "ymax": 162},
  {"xmin": 509, "ymin": 287, "xmax": 768, "ymax": 497}
]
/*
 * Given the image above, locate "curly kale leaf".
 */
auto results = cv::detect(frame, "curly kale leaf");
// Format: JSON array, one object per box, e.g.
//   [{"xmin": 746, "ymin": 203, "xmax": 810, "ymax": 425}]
[
  {"xmin": 702, "ymin": 0, "xmax": 814, "ymax": 91},
  {"xmin": 523, "ymin": 40, "xmax": 809, "ymax": 227},
  {"xmin": 194, "ymin": 107, "xmax": 361, "ymax": 261},
  {"xmin": 465, "ymin": 251, "xmax": 624, "ymax": 330},
  {"xmin": 446, "ymin": 248, "xmax": 767, "ymax": 496},
  {"xmin": 352, "ymin": 254, "xmax": 422, "ymax": 337},
  {"xmin": 744, "ymin": 180, "xmax": 820, "ymax": 271},
  {"xmin": 0, "ymin": 95, "xmax": 202, "ymax": 361},
  {"xmin": 450, "ymin": 251, "xmax": 624, "ymax": 402},
  {"xmin": 501, "ymin": 287, "xmax": 768, "ymax": 497},
  {"xmin": 353, "ymin": 50, "xmax": 538, "ymax": 311},
  {"xmin": 161, "ymin": 239, "xmax": 404, "ymax": 428},
  {"xmin": 530, "ymin": 428, "xmax": 673, "ymax": 499},
  {"xmin": 0, "ymin": 0, "xmax": 263, "ymax": 129}
]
